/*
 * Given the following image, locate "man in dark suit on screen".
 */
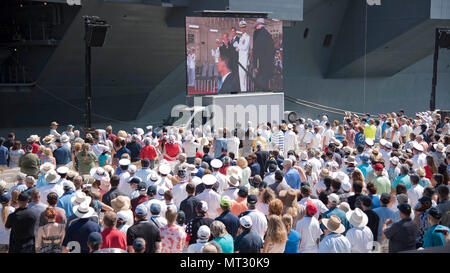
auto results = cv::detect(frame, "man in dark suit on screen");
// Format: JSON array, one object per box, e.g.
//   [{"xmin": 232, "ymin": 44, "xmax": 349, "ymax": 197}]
[{"xmin": 217, "ymin": 55, "xmax": 240, "ymax": 94}]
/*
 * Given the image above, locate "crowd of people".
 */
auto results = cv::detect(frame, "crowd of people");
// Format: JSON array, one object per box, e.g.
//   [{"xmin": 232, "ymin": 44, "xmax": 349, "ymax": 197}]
[{"xmin": 0, "ymin": 109, "xmax": 449, "ymax": 253}]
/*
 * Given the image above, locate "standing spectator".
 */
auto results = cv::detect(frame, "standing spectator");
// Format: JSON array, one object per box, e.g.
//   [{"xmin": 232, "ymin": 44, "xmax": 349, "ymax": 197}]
[
  {"xmin": 126, "ymin": 135, "xmax": 142, "ymax": 165},
  {"xmin": 187, "ymin": 225, "xmax": 211, "ymax": 253},
  {"xmin": 196, "ymin": 174, "xmax": 221, "ymax": 219},
  {"xmin": 28, "ymin": 189, "xmax": 48, "ymax": 239},
  {"xmin": 76, "ymin": 143, "xmax": 97, "ymax": 175},
  {"xmin": 320, "ymin": 193, "xmax": 352, "ymax": 235},
  {"xmin": 282, "ymin": 159, "xmax": 301, "ymax": 190},
  {"xmin": 210, "ymin": 220, "xmax": 234, "ymax": 253},
  {"xmin": 62, "ymin": 202, "xmax": 101, "ymax": 253},
  {"xmin": 319, "ymin": 215, "xmax": 352, "ymax": 253},
  {"xmin": 160, "ymin": 206, "xmax": 186, "ymax": 253},
  {"xmin": 238, "ymin": 194, "xmax": 268, "ymax": 240},
  {"xmin": 373, "ymin": 193, "xmax": 395, "ymax": 252},
  {"xmin": 345, "ymin": 208, "xmax": 374, "ymax": 253},
  {"xmin": 186, "ymin": 201, "xmax": 214, "ymax": 245},
  {"xmin": 39, "ymin": 192, "xmax": 66, "ymax": 226},
  {"xmin": 140, "ymin": 138, "xmax": 158, "ymax": 169},
  {"xmin": 179, "ymin": 183, "xmax": 201, "ymax": 224},
  {"xmin": 268, "ymin": 170, "xmax": 291, "ymax": 198},
  {"xmin": 360, "ymin": 195, "xmax": 379, "ymax": 241},
  {"xmin": 100, "ymin": 211, "xmax": 127, "ymax": 251},
  {"xmin": 234, "ymin": 216, "xmax": 264, "ymax": 253},
  {"xmin": 36, "ymin": 207, "xmax": 65, "ymax": 253},
  {"xmin": 372, "ymin": 163, "xmax": 391, "ymax": 195},
  {"xmin": 8, "ymin": 141, "xmax": 24, "ymax": 169},
  {"xmin": 295, "ymin": 200, "xmax": 323, "ymax": 253},
  {"xmin": 0, "ymin": 137, "xmax": 8, "ymax": 171},
  {"xmin": 407, "ymin": 174, "xmax": 424, "ymax": 209},
  {"xmin": 126, "ymin": 204, "xmax": 161, "ymax": 253},
  {"xmin": 382, "ymin": 203, "xmax": 417, "ymax": 253},
  {"xmin": 102, "ymin": 175, "xmax": 125, "ymax": 207},
  {"xmin": 18, "ymin": 145, "xmax": 40, "ymax": 178},
  {"xmin": 282, "ymin": 214, "xmax": 300, "ymax": 253},
  {"xmin": 215, "ymin": 196, "xmax": 240, "ymax": 238},
  {"xmin": 262, "ymin": 215, "xmax": 288, "ymax": 253},
  {"xmin": 423, "ymin": 207, "xmax": 449, "ymax": 248},
  {"xmin": 5, "ymin": 192, "xmax": 37, "ymax": 253},
  {"xmin": 0, "ymin": 194, "xmax": 14, "ymax": 253},
  {"xmin": 53, "ymin": 138, "xmax": 71, "ymax": 167},
  {"xmin": 436, "ymin": 185, "xmax": 449, "ymax": 228}
]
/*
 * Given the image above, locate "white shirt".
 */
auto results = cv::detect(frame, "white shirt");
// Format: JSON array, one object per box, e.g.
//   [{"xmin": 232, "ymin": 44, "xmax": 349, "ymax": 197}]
[
  {"xmin": 411, "ymin": 153, "xmax": 427, "ymax": 169},
  {"xmin": 313, "ymin": 180, "xmax": 326, "ymax": 196},
  {"xmin": 182, "ymin": 141, "xmax": 200, "ymax": 158},
  {"xmin": 312, "ymin": 132, "xmax": 322, "ymax": 150},
  {"xmin": 226, "ymin": 137, "xmax": 240, "ymax": 157},
  {"xmin": 196, "ymin": 189, "xmax": 221, "ymax": 219},
  {"xmin": 39, "ymin": 183, "xmax": 64, "ymax": 204},
  {"xmin": 172, "ymin": 181, "xmax": 188, "ymax": 208},
  {"xmin": 211, "ymin": 47, "xmax": 220, "ymax": 63},
  {"xmin": 295, "ymin": 216, "xmax": 323, "ymax": 253},
  {"xmin": 90, "ymin": 143, "xmax": 108, "ymax": 158},
  {"xmin": 135, "ymin": 168, "xmax": 156, "ymax": 189},
  {"xmin": 238, "ymin": 32, "xmax": 250, "ymax": 57},
  {"xmin": 407, "ymin": 184, "xmax": 424, "ymax": 209},
  {"xmin": 245, "ymin": 209, "xmax": 268, "ymax": 241},
  {"xmin": 345, "ymin": 226, "xmax": 374, "ymax": 253},
  {"xmin": 50, "ymin": 129, "xmax": 61, "ymax": 138},
  {"xmin": 221, "ymin": 187, "xmax": 239, "ymax": 201},
  {"xmin": 143, "ymin": 198, "xmax": 166, "ymax": 221},
  {"xmin": 379, "ymin": 149, "xmax": 391, "ymax": 168},
  {"xmin": 298, "ymin": 197, "xmax": 328, "ymax": 219},
  {"xmin": 187, "ymin": 240, "xmax": 208, "ymax": 253},
  {"xmin": 323, "ymin": 128, "xmax": 335, "ymax": 147},
  {"xmin": 308, "ymin": 157, "xmax": 323, "ymax": 178},
  {"xmin": 263, "ymin": 173, "xmax": 276, "ymax": 186},
  {"xmin": 303, "ymin": 130, "xmax": 314, "ymax": 145},
  {"xmin": 120, "ymin": 209, "xmax": 134, "ymax": 226},
  {"xmin": 284, "ymin": 130, "xmax": 298, "ymax": 152},
  {"xmin": 213, "ymin": 172, "xmax": 229, "ymax": 195},
  {"xmin": 399, "ymin": 124, "xmax": 409, "ymax": 137},
  {"xmin": 256, "ymin": 203, "xmax": 269, "ymax": 216},
  {"xmin": 118, "ymin": 172, "xmax": 132, "ymax": 197},
  {"xmin": 319, "ymin": 233, "xmax": 352, "ymax": 253},
  {"xmin": 188, "ymin": 53, "xmax": 196, "ymax": 69}
]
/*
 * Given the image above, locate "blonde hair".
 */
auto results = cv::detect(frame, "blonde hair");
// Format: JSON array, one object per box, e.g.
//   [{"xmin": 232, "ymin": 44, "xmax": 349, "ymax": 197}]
[
  {"xmin": 165, "ymin": 206, "xmax": 178, "ymax": 225},
  {"xmin": 337, "ymin": 125, "xmax": 345, "ymax": 136},
  {"xmin": 82, "ymin": 143, "xmax": 90, "ymax": 160},
  {"xmin": 10, "ymin": 189, "xmax": 20, "ymax": 207},
  {"xmin": 265, "ymin": 215, "xmax": 288, "ymax": 244},
  {"xmin": 268, "ymin": 199, "xmax": 283, "ymax": 216},
  {"xmin": 1, "ymin": 199, "xmax": 10, "ymax": 225},
  {"xmin": 236, "ymin": 157, "xmax": 248, "ymax": 168},
  {"xmin": 281, "ymin": 214, "xmax": 293, "ymax": 232},
  {"xmin": 44, "ymin": 147, "xmax": 53, "ymax": 157}
]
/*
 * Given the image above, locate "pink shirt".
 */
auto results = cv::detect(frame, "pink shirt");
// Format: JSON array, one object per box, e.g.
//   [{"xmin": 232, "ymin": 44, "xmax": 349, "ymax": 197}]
[{"xmin": 160, "ymin": 224, "xmax": 187, "ymax": 253}]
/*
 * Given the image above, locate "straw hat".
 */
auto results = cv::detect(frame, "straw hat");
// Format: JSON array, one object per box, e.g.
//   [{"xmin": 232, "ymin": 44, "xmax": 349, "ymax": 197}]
[
  {"xmin": 42, "ymin": 135, "xmax": 54, "ymax": 145},
  {"xmin": 433, "ymin": 143, "xmax": 445, "ymax": 153},
  {"xmin": 111, "ymin": 196, "xmax": 131, "ymax": 211},
  {"xmin": 61, "ymin": 134, "xmax": 70, "ymax": 143},
  {"xmin": 200, "ymin": 137, "xmax": 209, "ymax": 146},
  {"xmin": 90, "ymin": 167, "xmax": 110, "ymax": 181},
  {"xmin": 50, "ymin": 121, "xmax": 59, "ymax": 127},
  {"xmin": 71, "ymin": 191, "xmax": 92, "ymax": 206},
  {"xmin": 322, "ymin": 215, "xmax": 346, "ymax": 234},
  {"xmin": 40, "ymin": 162, "xmax": 55, "ymax": 173}
]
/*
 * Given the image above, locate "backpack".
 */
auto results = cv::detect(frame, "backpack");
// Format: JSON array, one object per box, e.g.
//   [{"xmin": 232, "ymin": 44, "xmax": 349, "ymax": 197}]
[{"xmin": 39, "ymin": 224, "xmax": 64, "ymax": 253}]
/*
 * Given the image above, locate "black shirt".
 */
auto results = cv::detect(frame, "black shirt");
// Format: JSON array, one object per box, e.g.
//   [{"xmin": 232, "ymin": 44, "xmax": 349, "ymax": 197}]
[
  {"xmin": 364, "ymin": 209, "xmax": 380, "ymax": 241},
  {"xmin": 215, "ymin": 210, "xmax": 240, "ymax": 238},
  {"xmin": 126, "ymin": 220, "xmax": 161, "ymax": 253},
  {"xmin": 179, "ymin": 195, "xmax": 201, "ymax": 224},
  {"xmin": 186, "ymin": 216, "xmax": 214, "ymax": 245},
  {"xmin": 234, "ymin": 230, "xmax": 264, "ymax": 253},
  {"xmin": 102, "ymin": 187, "xmax": 126, "ymax": 207},
  {"xmin": 347, "ymin": 193, "xmax": 364, "ymax": 210},
  {"xmin": 5, "ymin": 207, "xmax": 37, "ymax": 253},
  {"xmin": 384, "ymin": 218, "xmax": 418, "ymax": 253}
]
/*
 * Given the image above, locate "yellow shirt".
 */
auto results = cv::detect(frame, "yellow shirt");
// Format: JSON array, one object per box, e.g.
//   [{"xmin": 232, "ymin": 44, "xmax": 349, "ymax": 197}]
[{"xmin": 364, "ymin": 125, "xmax": 377, "ymax": 140}]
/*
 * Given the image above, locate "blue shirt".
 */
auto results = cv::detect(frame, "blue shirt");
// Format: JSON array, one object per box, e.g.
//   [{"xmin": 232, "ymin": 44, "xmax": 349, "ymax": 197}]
[
  {"xmin": 53, "ymin": 146, "xmax": 72, "ymax": 165},
  {"xmin": 234, "ymin": 230, "xmax": 264, "ymax": 253},
  {"xmin": 423, "ymin": 224, "xmax": 449, "ymax": 248},
  {"xmin": 114, "ymin": 146, "xmax": 131, "ymax": 160},
  {"xmin": 9, "ymin": 182, "xmax": 27, "ymax": 194},
  {"xmin": 284, "ymin": 168, "xmax": 301, "ymax": 190},
  {"xmin": 369, "ymin": 194, "xmax": 381, "ymax": 209},
  {"xmin": 0, "ymin": 145, "xmax": 8, "ymax": 166},
  {"xmin": 357, "ymin": 163, "xmax": 373, "ymax": 179},
  {"xmin": 36, "ymin": 175, "xmax": 48, "ymax": 189},
  {"xmin": 98, "ymin": 153, "xmax": 110, "ymax": 167},
  {"xmin": 321, "ymin": 207, "xmax": 352, "ymax": 235},
  {"xmin": 373, "ymin": 206, "xmax": 395, "ymax": 236},
  {"xmin": 215, "ymin": 211, "xmax": 240, "ymax": 238},
  {"xmin": 392, "ymin": 174, "xmax": 411, "ymax": 190},
  {"xmin": 249, "ymin": 162, "xmax": 261, "ymax": 178},
  {"xmin": 354, "ymin": 132, "xmax": 365, "ymax": 148},
  {"xmin": 57, "ymin": 191, "xmax": 76, "ymax": 218},
  {"xmin": 213, "ymin": 138, "xmax": 227, "ymax": 159},
  {"xmin": 62, "ymin": 218, "xmax": 101, "ymax": 253},
  {"xmin": 284, "ymin": 229, "xmax": 300, "ymax": 253},
  {"xmin": 214, "ymin": 234, "xmax": 234, "ymax": 253},
  {"xmin": 126, "ymin": 141, "xmax": 142, "ymax": 162},
  {"xmin": 318, "ymin": 233, "xmax": 351, "ymax": 253}
]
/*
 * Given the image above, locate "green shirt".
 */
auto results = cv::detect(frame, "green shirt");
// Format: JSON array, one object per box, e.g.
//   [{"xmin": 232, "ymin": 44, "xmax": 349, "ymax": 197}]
[
  {"xmin": 214, "ymin": 234, "xmax": 234, "ymax": 253},
  {"xmin": 76, "ymin": 151, "xmax": 97, "ymax": 175},
  {"xmin": 18, "ymin": 152, "xmax": 40, "ymax": 176},
  {"xmin": 373, "ymin": 175, "xmax": 391, "ymax": 195}
]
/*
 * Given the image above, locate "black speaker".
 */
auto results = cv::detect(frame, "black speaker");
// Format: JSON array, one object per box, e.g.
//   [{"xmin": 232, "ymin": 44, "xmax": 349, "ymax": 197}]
[
  {"xmin": 85, "ymin": 23, "xmax": 110, "ymax": 47},
  {"xmin": 439, "ymin": 31, "xmax": 450, "ymax": 49}
]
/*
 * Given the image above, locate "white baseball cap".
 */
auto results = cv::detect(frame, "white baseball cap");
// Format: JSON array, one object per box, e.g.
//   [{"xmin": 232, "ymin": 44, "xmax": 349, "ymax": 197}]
[
  {"xmin": 240, "ymin": 216, "xmax": 253, "ymax": 228},
  {"xmin": 119, "ymin": 159, "xmax": 131, "ymax": 166},
  {"xmin": 197, "ymin": 225, "xmax": 211, "ymax": 239},
  {"xmin": 328, "ymin": 193, "xmax": 340, "ymax": 204}
]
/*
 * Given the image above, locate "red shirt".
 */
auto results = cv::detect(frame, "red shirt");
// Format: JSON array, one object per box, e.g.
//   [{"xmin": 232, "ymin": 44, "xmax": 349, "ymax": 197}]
[
  {"xmin": 108, "ymin": 133, "xmax": 117, "ymax": 144},
  {"xmin": 101, "ymin": 227, "xmax": 127, "ymax": 250},
  {"xmin": 131, "ymin": 195, "xmax": 149, "ymax": 216},
  {"xmin": 195, "ymin": 152, "xmax": 203, "ymax": 158},
  {"xmin": 219, "ymin": 164, "xmax": 230, "ymax": 175},
  {"xmin": 24, "ymin": 143, "xmax": 40, "ymax": 154},
  {"xmin": 164, "ymin": 143, "xmax": 180, "ymax": 161},
  {"xmin": 424, "ymin": 166, "xmax": 433, "ymax": 180},
  {"xmin": 140, "ymin": 145, "xmax": 158, "ymax": 160}
]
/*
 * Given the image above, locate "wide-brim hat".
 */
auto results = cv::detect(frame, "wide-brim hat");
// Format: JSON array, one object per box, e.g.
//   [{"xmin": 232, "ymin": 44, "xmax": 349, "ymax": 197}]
[
  {"xmin": 71, "ymin": 191, "xmax": 92, "ymax": 206},
  {"xmin": 379, "ymin": 139, "xmax": 387, "ymax": 147},
  {"xmin": 322, "ymin": 215, "xmax": 346, "ymax": 234},
  {"xmin": 433, "ymin": 143, "xmax": 445, "ymax": 152},
  {"xmin": 211, "ymin": 159, "xmax": 223, "ymax": 169},
  {"xmin": 90, "ymin": 167, "xmax": 110, "ymax": 181},
  {"xmin": 111, "ymin": 196, "xmax": 131, "ymax": 211},
  {"xmin": 202, "ymin": 174, "xmax": 217, "ymax": 186},
  {"xmin": 413, "ymin": 142, "xmax": 424, "ymax": 152},
  {"xmin": 50, "ymin": 121, "xmax": 59, "ymax": 127},
  {"xmin": 200, "ymin": 137, "xmax": 209, "ymax": 146},
  {"xmin": 346, "ymin": 208, "xmax": 368, "ymax": 228},
  {"xmin": 61, "ymin": 135, "xmax": 70, "ymax": 143},
  {"xmin": 40, "ymin": 162, "xmax": 55, "ymax": 173},
  {"xmin": 159, "ymin": 164, "xmax": 171, "ymax": 175},
  {"xmin": 42, "ymin": 135, "xmax": 54, "ymax": 145},
  {"xmin": 44, "ymin": 170, "xmax": 60, "ymax": 184},
  {"xmin": 73, "ymin": 202, "xmax": 95, "ymax": 219},
  {"xmin": 228, "ymin": 174, "xmax": 240, "ymax": 187}
]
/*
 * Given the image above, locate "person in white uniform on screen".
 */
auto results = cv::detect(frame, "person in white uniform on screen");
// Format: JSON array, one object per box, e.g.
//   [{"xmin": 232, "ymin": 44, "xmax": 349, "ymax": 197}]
[
  {"xmin": 188, "ymin": 48, "xmax": 196, "ymax": 87},
  {"xmin": 211, "ymin": 39, "xmax": 220, "ymax": 64},
  {"xmin": 237, "ymin": 20, "xmax": 250, "ymax": 92}
]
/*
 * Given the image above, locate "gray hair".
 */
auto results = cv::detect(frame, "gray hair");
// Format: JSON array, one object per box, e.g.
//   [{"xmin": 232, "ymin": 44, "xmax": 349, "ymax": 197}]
[
  {"xmin": 210, "ymin": 220, "xmax": 227, "ymax": 238},
  {"xmin": 143, "ymin": 137, "xmax": 152, "ymax": 146}
]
